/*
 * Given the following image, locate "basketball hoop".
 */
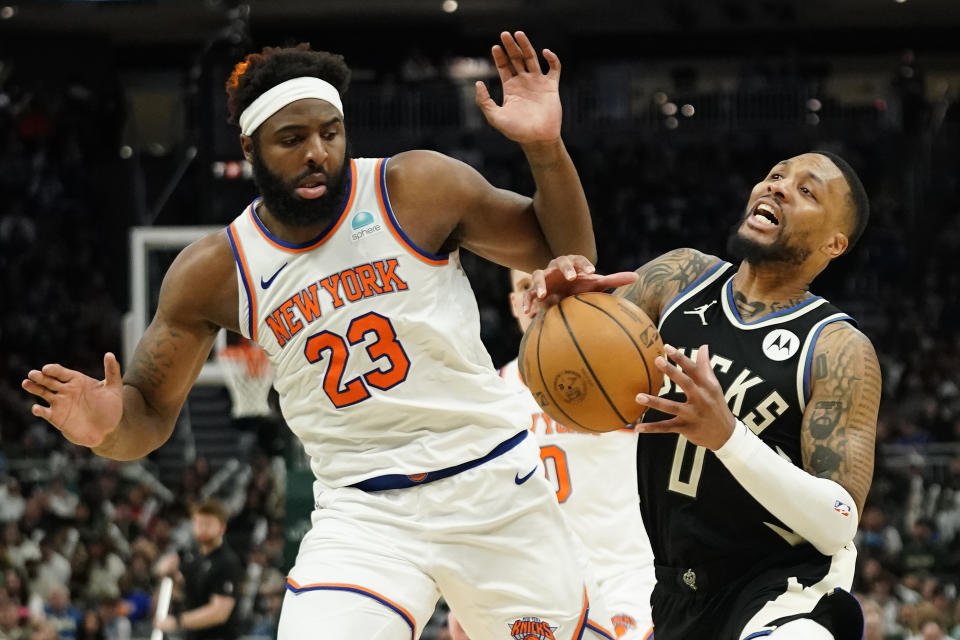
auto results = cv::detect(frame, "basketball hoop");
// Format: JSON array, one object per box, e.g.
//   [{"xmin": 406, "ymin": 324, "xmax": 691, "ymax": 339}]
[{"xmin": 217, "ymin": 340, "xmax": 275, "ymax": 418}]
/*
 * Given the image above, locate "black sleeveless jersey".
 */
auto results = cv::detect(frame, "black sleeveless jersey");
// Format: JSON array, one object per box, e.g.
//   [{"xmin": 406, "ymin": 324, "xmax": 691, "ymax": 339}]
[{"xmin": 639, "ymin": 261, "xmax": 856, "ymax": 570}]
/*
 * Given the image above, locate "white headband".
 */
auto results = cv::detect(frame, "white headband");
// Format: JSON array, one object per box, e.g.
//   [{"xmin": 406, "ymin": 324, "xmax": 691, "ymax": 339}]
[{"xmin": 238, "ymin": 76, "xmax": 344, "ymax": 136}]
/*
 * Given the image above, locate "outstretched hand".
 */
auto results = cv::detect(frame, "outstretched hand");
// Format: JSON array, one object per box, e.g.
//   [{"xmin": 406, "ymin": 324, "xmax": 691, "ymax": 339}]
[
  {"xmin": 21, "ymin": 352, "xmax": 123, "ymax": 448},
  {"xmin": 522, "ymin": 255, "xmax": 639, "ymax": 316},
  {"xmin": 475, "ymin": 31, "xmax": 562, "ymax": 144},
  {"xmin": 634, "ymin": 344, "xmax": 737, "ymax": 451}
]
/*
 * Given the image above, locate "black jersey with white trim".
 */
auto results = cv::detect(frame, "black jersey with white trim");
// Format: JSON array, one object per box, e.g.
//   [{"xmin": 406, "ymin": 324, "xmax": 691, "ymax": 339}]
[{"xmin": 638, "ymin": 261, "xmax": 856, "ymax": 569}]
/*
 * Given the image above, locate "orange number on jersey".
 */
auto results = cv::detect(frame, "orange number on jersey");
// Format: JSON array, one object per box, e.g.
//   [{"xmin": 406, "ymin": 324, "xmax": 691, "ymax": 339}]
[
  {"xmin": 304, "ymin": 313, "xmax": 411, "ymax": 408},
  {"xmin": 539, "ymin": 444, "xmax": 572, "ymax": 503},
  {"xmin": 304, "ymin": 330, "xmax": 369, "ymax": 408},
  {"xmin": 347, "ymin": 313, "xmax": 410, "ymax": 390}
]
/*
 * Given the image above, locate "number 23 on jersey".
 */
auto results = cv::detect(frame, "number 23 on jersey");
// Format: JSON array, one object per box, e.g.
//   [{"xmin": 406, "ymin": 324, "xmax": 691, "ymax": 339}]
[{"xmin": 304, "ymin": 312, "xmax": 410, "ymax": 408}]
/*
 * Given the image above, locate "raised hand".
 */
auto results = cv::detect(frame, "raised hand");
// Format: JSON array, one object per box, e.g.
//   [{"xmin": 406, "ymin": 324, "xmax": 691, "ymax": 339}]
[
  {"xmin": 21, "ymin": 352, "xmax": 123, "ymax": 448},
  {"xmin": 522, "ymin": 254, "xmax": 639, "ymax": 315},
  {"xmin": 634, "ymin": 344, "xmax": 737, "ymax": 451},
  {"xmin": 475, "ymin": 31, "xmax": 562, "ymax": 144}
]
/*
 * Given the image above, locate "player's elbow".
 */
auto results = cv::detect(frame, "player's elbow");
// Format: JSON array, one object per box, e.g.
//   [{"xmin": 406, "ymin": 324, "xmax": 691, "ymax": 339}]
[
  {"xmin": 809, "ymin": 534, "xmax": 854, "ymax": 557},
  {"xmin": 806, "ymin": 502, "xmax": 859, "ymax": 556}
]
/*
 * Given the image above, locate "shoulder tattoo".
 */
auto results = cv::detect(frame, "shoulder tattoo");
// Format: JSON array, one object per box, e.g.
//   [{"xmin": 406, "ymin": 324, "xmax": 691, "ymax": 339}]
[{"xmin": 619, "ymin": 248, "xmax": 716, "ymax": 320}]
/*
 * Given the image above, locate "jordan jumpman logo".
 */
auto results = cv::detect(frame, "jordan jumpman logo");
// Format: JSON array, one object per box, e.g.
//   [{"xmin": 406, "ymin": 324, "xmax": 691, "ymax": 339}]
[{"xmin": 683, "ymin": 300, "xmax": 717, "ymax": 326}]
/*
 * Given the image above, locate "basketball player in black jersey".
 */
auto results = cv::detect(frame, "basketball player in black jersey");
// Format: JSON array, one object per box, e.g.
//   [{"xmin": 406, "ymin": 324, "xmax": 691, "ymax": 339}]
[{"xmin": 522, "ymin": 152, "xmax": 880, "ymax": 640}]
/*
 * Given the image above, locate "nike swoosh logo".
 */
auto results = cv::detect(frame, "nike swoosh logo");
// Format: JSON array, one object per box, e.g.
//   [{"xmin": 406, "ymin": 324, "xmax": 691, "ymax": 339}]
[
  {"xmin": 260, "ymin": 263, "xmax": 288, "ymax": 289},
  {"xmin": 515, "ymin": 467, "xmax": 538, "ymax": 485}
]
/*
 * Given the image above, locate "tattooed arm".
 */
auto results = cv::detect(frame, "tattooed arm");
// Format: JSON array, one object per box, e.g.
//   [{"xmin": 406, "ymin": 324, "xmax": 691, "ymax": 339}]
[
  {"xmin": 95, "ymin": 231, "xmax": 241, "ymax": 460},
  {"xmin": 23, "ymin": 231, "xmax": 240, "ymax": 461},
  {"xmin": 801, "ymin": 322, "xmax": 881, "ymax": 515},
  {"xmin": 615, "ymin": 248, "xmax": 721, "ymax": 324},
  {"xmin": 521, "ymin": 247, "xmax": 719, "ymax": 321}
]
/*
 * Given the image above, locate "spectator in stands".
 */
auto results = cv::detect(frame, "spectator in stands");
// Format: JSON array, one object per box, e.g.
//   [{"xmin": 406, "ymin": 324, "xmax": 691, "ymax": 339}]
[
  {"xmin": 31, "ymin": 619, "xmax": 59, "ymax": 640},
  {"xmin": 916, "ymin": 620, "xmax": 948, "ymax": 640},
  {"xmin": 74, "ymin": 609, "xmax": 104, "ymax": 640},
  {"xmin": 3, "ymin": 570, "xmax": 29, "ymax": 612},
  {"xmin": 0, "ymin": 600, "xmax": 26, "ymax": 640},
  {"xmin": 154, "ymin": 499, "xmax": 242, "ymax": 640},
  {"xmin": 96, "ymin": 596, "xmax": 130, "ymax": 640},
  {"xmin": 950, "ymin": 599, "xmax": 960, "ymax": 639},
  {"xmin": 858, "ymin": 505, "xmax": 905, "ymax": 564},
  {"xmin": 860, "ymin": 598, "xmax": 886, "ymax": 640},
  {"xmin": 115, "ymin": 569, "xmax": 151, "ymax": 627},
  {"xmin": 900, "ymin": 518, "xmax": 947, "ymax": 577},
  {"xmin": 2, "ymin": 526, "xmax": 37, "ymax": 573},
  {"xmin": 83, "ymin": 539, "xmax": 124, "ymax": 603},
  {"xmin": 858, "ymin": 562, "xmax": 904, "ymax": 635},
  {"xmin": 42, "ymin": 584, "xmax": 81, "ymax": 640},
  {"xmin": 243, "ymin": 554, "xmax": 285, "ymax": 639},
  {"xmin": 46, "ymin": 479, "xmax": 79, "ymax": 522},
  {"xmin": 34, "ymin": 534, "xmax": 72, "ymax": 601},
  {"xmin": 0, "ymin": 479, "xmax": 25, "ymax": 524}
]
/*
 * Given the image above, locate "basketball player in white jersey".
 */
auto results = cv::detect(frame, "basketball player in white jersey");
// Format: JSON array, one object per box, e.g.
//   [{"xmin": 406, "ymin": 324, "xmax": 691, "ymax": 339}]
[
  {"xmin": 501, "ymin": 269, "xmax": 655, "ymax": 640},
  {"xmin": 520, "ymin": 153, "xmax": 881, "ymax": 640},
  {"xmin": 22, "ymin": 33, "xmax": 626, "ymax": 640}
]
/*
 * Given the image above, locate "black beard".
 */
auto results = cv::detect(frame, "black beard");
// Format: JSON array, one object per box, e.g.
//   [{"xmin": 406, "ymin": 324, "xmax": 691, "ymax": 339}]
[
  {"xmin": 250, "ymin": 142, "xmax": 351, "ymax": 227},
  {"xmin": 726, "ymin": 217, "xmax": 811, "ymax": 266}
]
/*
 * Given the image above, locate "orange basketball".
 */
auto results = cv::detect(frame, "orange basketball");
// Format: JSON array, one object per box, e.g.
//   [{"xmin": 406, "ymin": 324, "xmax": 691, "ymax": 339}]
[{"xmin": 518, "ymin": 292, "xmax": 664, "ymax": 433}]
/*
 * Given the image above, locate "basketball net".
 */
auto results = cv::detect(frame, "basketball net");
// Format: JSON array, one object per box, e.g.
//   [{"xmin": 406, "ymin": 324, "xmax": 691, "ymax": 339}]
[{"xmin": 217, "ymin": 341, "xmax": 275, "ymax": 418}]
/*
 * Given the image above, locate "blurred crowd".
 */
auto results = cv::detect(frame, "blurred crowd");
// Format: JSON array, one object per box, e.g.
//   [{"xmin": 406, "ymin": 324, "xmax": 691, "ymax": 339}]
[
  {"xmin": 1, "ymin": 43, "xmax": 959, "ymax": 639},
  {"xmin": 0, "ymin": 448, "xmax": 288, "ymax": 639}
]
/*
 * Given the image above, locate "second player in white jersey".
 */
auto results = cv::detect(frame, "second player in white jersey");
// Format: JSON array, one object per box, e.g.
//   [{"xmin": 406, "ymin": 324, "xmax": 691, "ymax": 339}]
[{"xmin": 505, "ymin": 269, "xmax": 656, "ymax": 640}]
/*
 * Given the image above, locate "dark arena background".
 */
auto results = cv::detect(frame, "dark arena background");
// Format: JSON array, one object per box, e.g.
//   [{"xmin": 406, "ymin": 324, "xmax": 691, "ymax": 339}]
[{"xmin": 1, "ymin": 0, "xmax": 959, "ymax": 638}]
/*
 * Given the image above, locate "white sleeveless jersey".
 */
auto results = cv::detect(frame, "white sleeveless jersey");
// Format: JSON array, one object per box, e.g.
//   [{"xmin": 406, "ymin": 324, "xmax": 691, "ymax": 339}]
[
  {"xmin": 500, "ymin": 357, "xmax": 654, "ymax": 582},
  {"xmin": 228, "ymin": 157, "xmax": 532, "ymax": 488}
]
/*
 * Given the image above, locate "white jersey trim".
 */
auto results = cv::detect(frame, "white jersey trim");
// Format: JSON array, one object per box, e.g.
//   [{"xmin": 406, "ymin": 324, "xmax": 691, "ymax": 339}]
[
  {"xmin": 375, "ymin": 158, "xmax": 450, "ymax": 266},
  {"xmin": 795, "ymin": 313, "xmax": 855, "ymax": 412},
  {"xmin": 227, "ymin": 219, "xmax": 256, "ymax": 340}
]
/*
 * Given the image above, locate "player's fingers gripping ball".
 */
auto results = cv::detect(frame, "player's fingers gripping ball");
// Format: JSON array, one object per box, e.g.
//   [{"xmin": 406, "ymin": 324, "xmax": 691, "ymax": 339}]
[{"xmin": 519, "ymin": 292, "xmax": 664, "ymax": 433}]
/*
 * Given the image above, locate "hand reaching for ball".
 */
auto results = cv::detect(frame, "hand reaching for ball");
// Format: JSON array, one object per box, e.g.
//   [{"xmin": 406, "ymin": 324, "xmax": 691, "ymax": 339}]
[{"xmin": 522, "ymin": 255, "xmax": 638, "ymax": 316}]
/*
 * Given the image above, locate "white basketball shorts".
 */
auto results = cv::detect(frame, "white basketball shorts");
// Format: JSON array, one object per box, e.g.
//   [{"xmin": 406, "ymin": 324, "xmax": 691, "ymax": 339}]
[{"xmin": 278, "ymin": 433, "xmax": 615, "ymax": 640}]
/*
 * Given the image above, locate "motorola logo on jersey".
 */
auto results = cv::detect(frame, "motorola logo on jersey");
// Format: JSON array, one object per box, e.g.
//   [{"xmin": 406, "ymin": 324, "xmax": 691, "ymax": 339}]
[
  {"xmin": 350, "ymin": 210, "xmax": 382, "ymax": 242},
  {"xmin": 508, "ymin": 617, "xmax": 557, "ymax": 640},
  {"xmin": 762, "ymin": 329, "xmax": 800, "ymax": 361}
]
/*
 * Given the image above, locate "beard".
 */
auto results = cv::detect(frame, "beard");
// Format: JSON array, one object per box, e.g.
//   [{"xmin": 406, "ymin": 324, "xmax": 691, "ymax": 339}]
[
  {"xmin": 250, "ymin": 141, "xmax": 352, "ymax": 227},
  {"xmin": 726, "ymin": 215, "xmax": 812, "ymax": 266}
]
